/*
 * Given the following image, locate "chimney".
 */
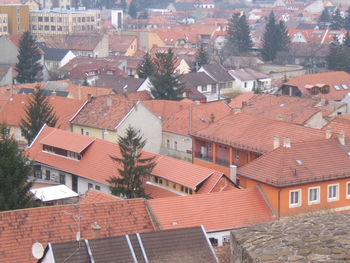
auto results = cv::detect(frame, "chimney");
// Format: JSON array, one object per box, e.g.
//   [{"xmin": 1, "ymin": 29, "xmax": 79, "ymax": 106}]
[
  {"xmin": 91, "ymin": 222, "xmax": 101, "ymax": 239},
  {"xmin": 51, "ymin": 91, "xmax": 56, "ymax": 98},
  {"xmin": 230, "ymin": 165, "xmax": 237, "ymax": 184},
  {"xmin": 87, "ymin": 93, "xmax": 92, "ymax": 101},
  {"xmin": 338, "ymin": 131, "xmax": 345, "ymax": 145},
  {"xmin": 325, "ymin": 128, "xmax": 332, "ymax": 139},
  {"xmin": 283, "ymin": 137, "xmax": 291, "ymax": 148},
  {"xmin": 107, "ymin": 95, "xmax": 112, "ymax": 107},
  {"xmin": 273, "ymin": 136, "xmax": 280, "ymax": 149}
]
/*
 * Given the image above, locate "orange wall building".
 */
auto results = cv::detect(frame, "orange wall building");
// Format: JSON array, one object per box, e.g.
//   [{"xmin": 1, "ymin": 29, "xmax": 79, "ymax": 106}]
[{"xmin": 0, "ymin": 4, "xmax": 29, "ymax": 34}]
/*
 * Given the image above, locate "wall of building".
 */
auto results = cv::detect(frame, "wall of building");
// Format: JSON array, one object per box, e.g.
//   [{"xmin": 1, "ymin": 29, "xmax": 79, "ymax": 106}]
[
  {"xmin": 0, "ymin": 13, "xmax": 8, "ymax": 36},
  {"xmin": 124, "ymin": 38, "xmax": 137, "ymax": 56},
  {"xmin": 207, "ymin": 230, "xmax": 230, "ymax": 247},
  {"xmin": 0, "ymin": 5, "xmax": 29, "ymax": 35},
  {"xmin": 0, "ymin": 65, "xmax": 12, "ymax": 86},
  {"xmin": 93, "ymin": 34, "xmax": 108, "ymax": 57},
  {"xmin": 117, "ymin": 102, "xmax": 162, "ymax": 153},
  {"xmin": 161, "ymin": 131, "xmax": 192, "ymax": 161},
  {"xmin": 304, "ymin": 111, "xmax": 327, "ymax": 129},
  {"xmin": 71, "ymin": 124, "xmax": 118, "ymax": 143}
]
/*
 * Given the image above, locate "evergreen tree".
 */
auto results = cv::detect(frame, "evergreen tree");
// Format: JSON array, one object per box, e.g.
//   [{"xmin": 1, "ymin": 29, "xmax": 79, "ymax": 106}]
[
  {"xmin": 20, "ymin": 86, "xmax": 58, "ymax": 144},
  {"xmin": 108, "ymin": 126, "xmax": 155, "ymax": 199},
  {"xmin": 330, "ymin": 8, "xmax": 344, "ymax": 30},
  {"xmin": 344, "ymin": 31, "xmax": 350, "ymax": 48},
  {"xmin": 318, "ymin": 8, "xmax": 331, "ymax": 29},
  {"xmin": 15, "ymin": 31, "xmax": 43, "ymax": 84},
  {"xmin": 192, "ymin": 44, "xmax": 209, "ymax": 72},
  {"xmin": 345, "ymin": 7, "xmax": 350, "ymax": 30},
  {"xmin": 261, "ymin": 12, "xmax": 290, "ymax": 62},
  {"xmin": 150, "ymin": 49, "xmax": 185, "ymax": 100},
  {"xmin": 326, "ymin": 37, "xmax": 347, "ymax": 71},
  {"xmin": 120, "ymin": 0, "xmax": 127, "ymax": 9},
  {"xmin": 136, "ymin": 52, "xmax": 155, "ymax": 78},
  {"xmin": 129, "ymin": 0, "xmax": 137, "ymax": 19},
  {"xmin": 0, "ymin": 127, "xmax": 36, "ymax": 211},
  {"xmin": 226, "ymin": 13, "xmax": 252, "ymax": 55}
]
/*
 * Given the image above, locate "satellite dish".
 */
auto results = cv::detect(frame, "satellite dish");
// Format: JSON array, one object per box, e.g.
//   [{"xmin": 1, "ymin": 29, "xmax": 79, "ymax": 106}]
[{"xmin": 31, "ymin": 242, "xmax": 44, "ymax": 259}]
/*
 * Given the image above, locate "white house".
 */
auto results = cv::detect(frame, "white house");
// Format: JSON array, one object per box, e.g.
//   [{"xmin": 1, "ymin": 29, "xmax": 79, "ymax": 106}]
[{"xmin": 229, "ymin": 68, "xmax": 271, "ymax": 92}]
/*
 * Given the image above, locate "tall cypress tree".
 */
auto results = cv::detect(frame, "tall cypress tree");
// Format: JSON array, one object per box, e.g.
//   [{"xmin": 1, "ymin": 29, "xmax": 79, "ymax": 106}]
[
  {"xmin": 20, "ymin": 86, "xmax": 58, "ymax": 144},
  {"xmin": 0, "ymin": 127, "xmax": 36, "ymax": 211},
  {"xmin": 108, "ymin": 126, "xmax": 155, "ymax": 199},
  {"xmin": 150, "ymin": 49, "xmax": 185, "ymax": 100},
  {"xmin": 16, "ymin": 31, "xmax": 43, "ymax": 84},
  {"xmin": 330, "ymin": 8, "xmax": 344, "ymax": 30},
  {"xmin": 327, "ymin": 38, "xmax": 346, "ymax": 71},
  {"xmin": 136, "ymin": 52, "xmax": 155, "ymax": 78},
  {"xmin": 318, "ymin": 8, "xmax": 331, "ymax": 29},
  {"xmin": 192, "ymin": 44, "xmax": 209, "ymax": 72},
  {"xmin": 277, "ymin": 20, "xmax": 290, "ymax": 51},
  {"xmin": 226, "ymin": 13, "xmax": 252, "ymax": 55}
]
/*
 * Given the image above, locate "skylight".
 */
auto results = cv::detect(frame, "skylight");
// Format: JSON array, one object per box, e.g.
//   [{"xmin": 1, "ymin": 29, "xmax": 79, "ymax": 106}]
[
  {"xmin": 334, "ymin": 85, "xmax": 340, "ymax": 91},
  {"xmin": 342, "ymin": 84, "xmax": 348, "ymax": 90},
  {"xmin": 296, "ymin": 160, "xmax": 303, "ymax": 165}
]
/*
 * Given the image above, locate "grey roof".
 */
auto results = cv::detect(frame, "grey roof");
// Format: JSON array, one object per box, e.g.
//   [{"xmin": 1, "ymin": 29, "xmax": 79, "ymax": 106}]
[
  {"xmin": 41, "ymin": 226, "xmax": 218, "ymax": 263},
  {"xmin": 171, "ymin": 2, "xmax": 196, "ymax": 11},
  {"xmin": 38, "ymin": 43, "xmax": 71, "ymax": 62},
  {"xmin": 181, "ymin": 72, "xmax": 217, "ymax": 87},
  {"xmin": 95, "ymin": 76, "xmax": 146, "ymax": 93},
  {"xmin": 18, "ymin": 88, "xmax": 69, "ymax": 97},
  {"xmin": 201, "ymin": 64, "xmax": 234, "ymax": 82},
  {"xmin": 229, "ymin": 68, "xmax": 269, "ymax": 81}
]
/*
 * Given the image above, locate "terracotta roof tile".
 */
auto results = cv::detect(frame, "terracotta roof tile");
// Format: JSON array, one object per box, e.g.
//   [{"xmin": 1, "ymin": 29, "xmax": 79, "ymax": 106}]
[
  {"xmin": 238, "ymin": 138, "xmax": 350, "ymax": 187},
  {"xmin": 79, "ymin": 189, "xmax": 123, "ymax": 203},
  {"xmin": 148, "ymin": 188, "xmax": 275, "ymax": 232},
  {"xmin": 323, "ymin": 117, "xmax": 350, "ymax": 137},
  {"xmin": 41, "ymin": 34, "xmax": 105, "ymax": 51},
  {"xmin": 192, "ymin": 113, "xmax": 325, "ymax": 153},
  {"xmin": 282, "ymin": 71, "xmax": 350, "ymax": 101},
  {"xmin": 0, "ymin": 199, "xmax": 155, "ymax": 263},
  {"xmin": 108, "ymin": 34, "xmax": 137, "ymax": 53},
  {"xmin": 143, "ymin": 182, "xmax": 181, "ymax": 199}
]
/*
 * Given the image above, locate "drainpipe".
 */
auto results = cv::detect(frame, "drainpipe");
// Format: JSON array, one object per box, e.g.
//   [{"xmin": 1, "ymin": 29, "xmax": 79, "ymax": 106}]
[{"xmin": 278, "ymin": 188, "xmax": 281, "ymax": 219}]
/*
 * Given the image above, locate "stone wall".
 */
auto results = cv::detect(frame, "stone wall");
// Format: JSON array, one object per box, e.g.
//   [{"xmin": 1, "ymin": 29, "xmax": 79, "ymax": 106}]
[{"xmin": 231, "ymin": 212, "xmax": 350, "ymax": 263}]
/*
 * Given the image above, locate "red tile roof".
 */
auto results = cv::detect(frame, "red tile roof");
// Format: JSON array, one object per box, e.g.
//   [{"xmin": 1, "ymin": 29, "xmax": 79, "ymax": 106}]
[
  {"xmin": 39, "ymin": 128, "xmax": 95, "ymax": 153},
  {"xmin": 148, "ymin": 188, "xmax": 275, "ymax": 232},
  {"xmin": 238, "ymin": 138, "xmax": 350, "ymax": 187},
  {"xmin": 143, "ymin": 182, "xmax": 181, "ymax": 199},
  {"xmin": 282, "ymin": 71, "xmax": 350, "ymax": 101},
  {"xmin": 192, "ymin": 113, "xmax": 325, "ymax": 154},
  {"xmin": 323, "ymin": 117, "xmax": 350, "ymax": 138},
  {"xmin": 108, "ymin": 34, "xmax": 137, "ymax": 53},
  {"xmin": 0, "ymin": 199, "xmax": 155, "ymax": 263},
  {"xmin": 79, "ymin": 189, "xmax": 123, "ymax": 203},
  {"xmin": 0, "ymin": 93, "xmax": 85, "ymax": 130}
]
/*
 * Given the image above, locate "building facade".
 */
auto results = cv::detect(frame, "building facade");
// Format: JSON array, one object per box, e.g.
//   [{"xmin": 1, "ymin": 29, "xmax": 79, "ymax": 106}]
[
  {"xmin": 0, "ymin": 13, "xmax": 8, "ymax": 36},
  {"xmin": 30, "ymin": 9, "xmax": 100, "ymax": 36},
  {"xmin": 0, "ymin": 4, "xmax": 29, "ymax": 34}
]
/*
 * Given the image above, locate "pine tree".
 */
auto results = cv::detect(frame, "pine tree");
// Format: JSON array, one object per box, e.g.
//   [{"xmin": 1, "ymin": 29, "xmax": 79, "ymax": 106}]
[
  {"xmin": 330, "ymin": 8, "xmax": 344, "ymax": 30},
  {"xmin": 277, "ymin": 20, "xmax": 290, "ymax": 51},
  {"xmin": 0, "ymin": 127, "xmax": 36, "ymax": 211},
  {"xmin": 318, "ymin": 8, "xmax": 331, "ymax": 29},
  {"xmin": 150, "ymin": 49, "xmax": 185, "ymax": 100},
  {"xmin": 108, "ymin": 126, "xmax": 155, "ymax": 199},
  {"xmin": 344, "ymin": 31, "xmax": 350, "ymax": 48},
  {"xmin": 15, "ymin": 31, "xmax": 43, "ymax": 84},
  {"xmin": 136, "ymin": 52, "xmax": 155, "ymax": 78},
  {"xmin": 327, "ymin": 37, "xmax": 347, "ymax": 71},
  {"xmin": 20, "ymin": 86, "xmax": 58, "ymax": 144},
  {"xmin": 120, "ymin": 0, "xmax": 127, "ymax": 9},
  {"xmin": 192, "ymin": 44, "xmax": 209, "ymax": 72},
  {"xmin": 129, "ymin": 0, "xmax": 137, "ymax": 19},
  {"xmin": 226, "ymin": 13, "xmax": 252, "ymax": 55},
  {"xmin": 345, "ymin": 8, "xmax": 350, "ymax": 30}
]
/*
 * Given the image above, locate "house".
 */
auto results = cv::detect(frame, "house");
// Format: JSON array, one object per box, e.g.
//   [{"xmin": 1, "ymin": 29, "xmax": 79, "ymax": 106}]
[
  {"xmin": 230, "ymin": 93, "xmax": 347, "ymax": 129},
  {"xmin": 228, "ymin": 68, "xmax": 271, "ymax": 92},
  {"xmin": 238, "ymin": 134, "xmax": 350, "ymax": 217},
  {"xmin": 0, "ymin": 198, "xmax": 156, "ymax": 263},
  {"xmin": 70, "ymin": 94, "xmax": 160, "ymax": 153},
  {"xmin": 181, "ymin": 71, "xmax": 220, "ymax": 102},
  {"xmin": 278, "ymin": 71, "xmax": 350, "ymax": 101},
  {"xmin": 37, "ymin": 44, "xmax": 75, "ymax": 72},
  {"xmin": 231, "ymin": 212, "xmax": 350, "ymax": 263},
  {"xmin": 198, "ymin": 63, "xmax": 235, "ymax": 96},
  {"xmin": 0, "ymin": 63, "xmax": 12, "ymax": 86},
  {"xmin": 148, "ymin": 187, "xmax": 276, "ymax": 246},
  {"xmin": 191, "ymin": 113, "xmax": 325, "ymax": 175},
  {"xmin": 108, "ymin": 34, "xmax": 138, "ymax": 56},
  {"xmin": 40, "ymin": 34, "xmax": 109, "ymax": 58},
  {"xmin": 39, "ymin": 226, "xmax": 219, "ymax": 263},
  {"xmin": 26, "ymin": 125, "xmax": 235, "ymax": 197},
  {"xmin": 0, "ymin": 93, "xmax": 86, "ymax": 146}
]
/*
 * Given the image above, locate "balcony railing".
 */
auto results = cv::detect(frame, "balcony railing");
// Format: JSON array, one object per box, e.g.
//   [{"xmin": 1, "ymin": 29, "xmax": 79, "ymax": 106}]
[
  {"xmin": 215, "ymin": 158, "xmax": 230, "ymax": 167},
  {"xmin": 194, "ymin": 151, "xmax": 213, "ymax": 163}
]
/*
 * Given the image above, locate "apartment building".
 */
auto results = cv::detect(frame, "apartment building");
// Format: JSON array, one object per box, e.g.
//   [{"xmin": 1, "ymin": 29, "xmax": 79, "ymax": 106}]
[
  {"xmin": 0, "ymin": 4, "xmax": 29, "ymax": 34},
  {"xmin": 30, "ymin": 9, "xmax": 100, "ymax": 36},
  {"xmin": 0, "ymin": 13, "xmax": 8, "ymax": 36}
]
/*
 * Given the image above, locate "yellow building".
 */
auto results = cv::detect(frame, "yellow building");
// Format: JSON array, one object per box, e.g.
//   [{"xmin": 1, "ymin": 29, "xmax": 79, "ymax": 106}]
[
  {"xmin": 30, "ymin": 9, "xmax": 101, "ymax": 36},
  {"xmin": 0, "ymin": 4, "xmax": 29, "ymax": 35},
  {"xmin": 0, "ymin": 13, "xmax": 8, "ymax": 36}
]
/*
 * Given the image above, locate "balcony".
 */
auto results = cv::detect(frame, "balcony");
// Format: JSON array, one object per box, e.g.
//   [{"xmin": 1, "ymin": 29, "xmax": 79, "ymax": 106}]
[
  {"xmin": 215, "ymin": 158, "xmax": 230, "ymax": 167},
  {"xmin": 194, "ymin": 151, "xmax": 213, "ymax": 163}
]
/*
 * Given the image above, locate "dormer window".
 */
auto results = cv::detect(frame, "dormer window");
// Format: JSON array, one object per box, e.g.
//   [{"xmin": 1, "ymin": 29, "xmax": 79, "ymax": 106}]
[{"xmin": 43, "ymin": 144, "xmax": 81, "ymax": 160}]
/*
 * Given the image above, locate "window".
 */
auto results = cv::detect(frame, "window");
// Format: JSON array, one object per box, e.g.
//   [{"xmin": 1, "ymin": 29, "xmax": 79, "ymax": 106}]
[
  {"xmin": 201, "ymin": 85, "xmax": 207, "ymax": 92},
  {"xmin": 38, "ymin": 17, "xmax": 43, "ymax": 22},
  {"xmin": 174, "ymin": 141, "xmax": 178, "ymax": 150},
  {"xmin": 45, "ymin": 170, "xmax": 51, "ymax": 180},
  {"xmin": 44, "ymin": 17, "xmax": 49, "ymax": 22},
  {"xmin": 166, "ymin": 139, "xmax": 170, "ymax": 149},
  {"xmin": 308, "ymin": 187, "xmax": 320, "ymax": 204},
  {"xmin": 159, "ymin": 178, "xmax": 163, "ymax": 184},
  {"xmin": 44, "ymin": 25, "xmax": 49, "ymax": 31},
  {"xmin": 95, "ymin": 185, "xmax": 101, "ymax": 190},
  {"xmin": 51, "ymin": 26, "xmax": 56, "ymax": 31},
  {"xmin": 166, "ymin": 180, "xmax": 169, "ymax": 186},
  {"xmin": 347, "ymin": 182, "xmax": 350, "ymax": 198},
  {"xmin": 59, "ymin": 174, "xmax": 66, "ymax": 184},
  {"xmin": 85, "ymin": 131, "xmax": 89, "ymax": 136},
  {"xmin": 88, "ymin": 183, "xmax": 93, "ymax": 189},
  {"xmin": 328, "ymin": 184, "xmax": 339, "ymax": 201},
  {"xmin": 50, "ymin": 17, "xmax": 54, "ymax": 22},
  {"xmin": 173, "ymin": 183, "xmax": 176, "ymax": 189},
  {"xmin": 181, "ymin": 185, "xmax": 184, "ymax": 192},
  {"xmin": 81, "ymin": 128, "xmax": 84, "ymax": 135},
  {"xmin": 235, "ymin": 150, "xmax": 240, "ymax": 161},
  {"xmin": 289, "ymin": 189, "xmax": 301, "ymax": 207},
  {"xmin": 244, "ymin": 82, "xmax": 247, "ymax": 88},
  {"xmin": 34, "ymin": 169, "xmax": 42, "ymax": 179}
]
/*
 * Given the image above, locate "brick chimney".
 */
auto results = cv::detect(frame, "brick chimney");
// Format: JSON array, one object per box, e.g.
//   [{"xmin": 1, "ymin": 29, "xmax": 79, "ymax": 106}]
[
  {"xmin": 91, "ymin": 222, "xmax": 101, "ymax": 239},
  {"xmin": 283, "ymin": 137, "xmax": 291, "ymax": 148},
  {"xmin": 338, "ymin": 131, "xmax": 345, "ymax": 145},
  {"xmin": 273, "ymin": 136, "xmax": 280, "ymax": 149},
  {"xmin": 325, "ymin": 128, "xmax": 332, "ymax": 139},
  {"xmin": 107, "ymin": 95, "xmax": 112, "ymax": 107}
]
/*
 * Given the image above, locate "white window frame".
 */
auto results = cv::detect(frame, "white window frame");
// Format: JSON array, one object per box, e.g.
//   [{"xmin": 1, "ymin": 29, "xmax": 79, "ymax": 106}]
[
  {"xmin": 308, "ymin": 186, "xmax": 320, "ymax": 205},
  {"xmin": 289, "ymin": 189, "xmax": 301, "ymax": 208},
  {"xmin": 347, "ymin": 182, "xmax": 350, "ymax": 199},
  {"xmin": 327, "ymin": 183, "xmax": 339, "ymax": 202}
]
